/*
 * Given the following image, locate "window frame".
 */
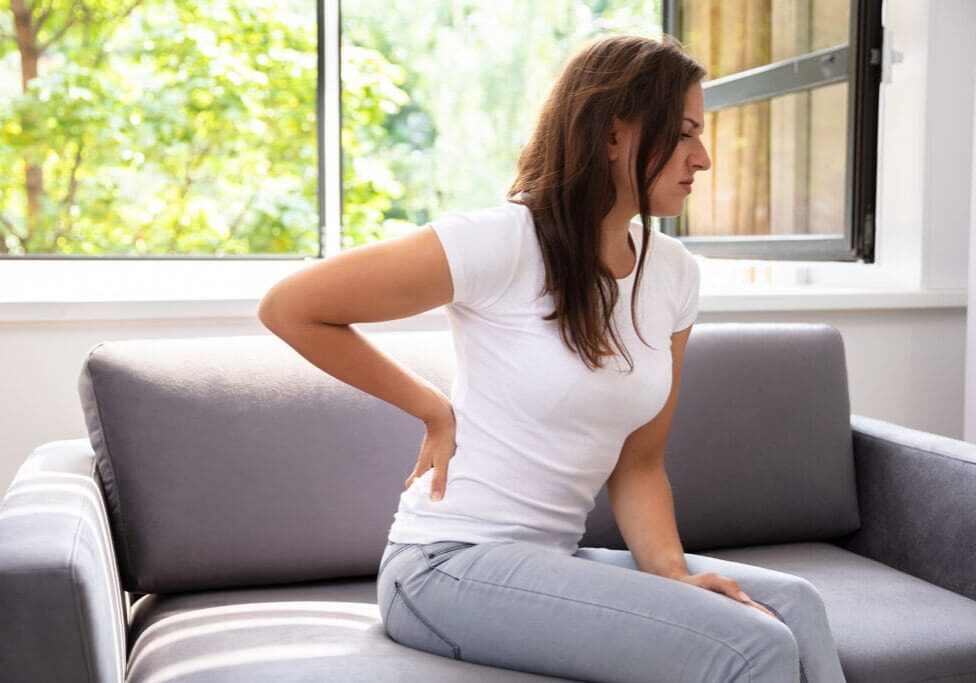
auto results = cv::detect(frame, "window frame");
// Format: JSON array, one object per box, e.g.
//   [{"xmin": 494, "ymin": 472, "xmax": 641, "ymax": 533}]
[
  {"xmin": 662, "ymin": 0, "xmax": 882, "ymax": 263},
  {"xmin": 2, "ymin": 0, "xmax": 879, "ymax": 263}
]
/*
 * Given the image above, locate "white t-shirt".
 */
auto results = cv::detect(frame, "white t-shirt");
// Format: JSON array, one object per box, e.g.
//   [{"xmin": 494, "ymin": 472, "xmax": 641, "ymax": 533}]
[{"xmin": 386, "ymin": 200, "xmax": 701, "ymax": 555}]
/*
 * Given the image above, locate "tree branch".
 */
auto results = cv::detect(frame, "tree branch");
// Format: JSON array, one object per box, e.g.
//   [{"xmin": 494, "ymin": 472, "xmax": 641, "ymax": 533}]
[
  {"xmin": 178, "ymin": 141, "xmax": 214, "ymax": 200},
  {"xmin": 37, "ymin": 12, "xmax": 77, "ymax": 53},
  {"xmin": 60, "ymin": 141, "xmax": 84, "ymax": 209},
  {"xmin": 112, "ymin": 0, "xmax": 146, "ymax": 26},
  {"xmin": 227, "ymin": 195, "xmax": 256, "ymax": 241},
  {"xmin": 33, "ymin": 0, "xmax": 54, "ymax": 33},
  {"xmin": 54, "ymin": 141, "xmax": 84, "ymax": 243}
]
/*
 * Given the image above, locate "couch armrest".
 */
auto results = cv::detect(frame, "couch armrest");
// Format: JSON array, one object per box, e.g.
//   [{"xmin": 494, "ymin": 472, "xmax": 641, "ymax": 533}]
[
  {"xmin": 0, "ymin": 439, "xmax": 128, "ymax": 683},
  {"xmin": 833, "ymin": 414, "xmax": 976, "ymax": 602}
]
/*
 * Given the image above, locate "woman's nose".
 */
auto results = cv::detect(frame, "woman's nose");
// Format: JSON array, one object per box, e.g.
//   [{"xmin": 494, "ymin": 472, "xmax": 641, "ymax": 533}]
[{"xmin": 692, "ymin": 147, "xmax": 711, "ymax": 172}]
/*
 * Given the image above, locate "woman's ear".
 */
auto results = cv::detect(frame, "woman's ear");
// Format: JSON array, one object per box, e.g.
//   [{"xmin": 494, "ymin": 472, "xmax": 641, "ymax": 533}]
[{"xmin": 607, "ymin": 116, "xmax": 623, "ymax": 161}]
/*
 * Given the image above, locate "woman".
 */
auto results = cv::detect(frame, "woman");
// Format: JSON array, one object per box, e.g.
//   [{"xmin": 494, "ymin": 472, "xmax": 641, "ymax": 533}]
[{"xmin": 258, "ymin": 33, "xmax": 846, "ymax": 683}]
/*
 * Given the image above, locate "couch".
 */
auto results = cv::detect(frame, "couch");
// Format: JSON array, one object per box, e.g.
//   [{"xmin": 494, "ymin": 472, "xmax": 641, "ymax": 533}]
[{"xmin": 1, "ymin": 323, "xmax": 974, "ymax": 682}]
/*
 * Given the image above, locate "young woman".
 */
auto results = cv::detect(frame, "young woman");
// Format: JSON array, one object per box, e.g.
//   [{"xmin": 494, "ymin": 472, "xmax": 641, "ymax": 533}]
[{"xmin": 259, "ymin": 33, "xmax": 846, "ymax": 683}]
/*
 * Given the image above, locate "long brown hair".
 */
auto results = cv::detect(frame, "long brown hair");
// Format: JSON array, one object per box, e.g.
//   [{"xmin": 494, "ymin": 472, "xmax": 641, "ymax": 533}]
[{"xmin": 508, "ymin": 33, "xmax": 706, "ymax": 373}]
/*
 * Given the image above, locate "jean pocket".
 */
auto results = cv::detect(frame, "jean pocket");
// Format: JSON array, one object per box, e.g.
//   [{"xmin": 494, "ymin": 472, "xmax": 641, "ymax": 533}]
[
  {"xmin": 386, "ymin": 578, "xmax": 462, "ymax": 660},
  {"xmin": 421, "ymin": 541, "xmax": 475, "ymax": 559},
  {"xmin": 419, "ymin": 542, "xmax": 477, "ymax": 577}
]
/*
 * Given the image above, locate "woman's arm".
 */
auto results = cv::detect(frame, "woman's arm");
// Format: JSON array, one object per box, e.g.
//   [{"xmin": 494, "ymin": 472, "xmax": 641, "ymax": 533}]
[
  {"xmin": 257, "ymin": 226, "xmax": 455, "ymax": 425},
  {"xmin": 605, "ymin": 324, "xmax": 693, "ymax": 580},
  {"xmin": 258, "ymin": 227, "xmax": 461, "ymax": 503}
]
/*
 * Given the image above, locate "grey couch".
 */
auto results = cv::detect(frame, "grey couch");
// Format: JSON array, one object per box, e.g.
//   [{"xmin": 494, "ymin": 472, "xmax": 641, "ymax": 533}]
[{"xmin": 1, "ymin": 323, "xmax": 974, "ymax": 682}]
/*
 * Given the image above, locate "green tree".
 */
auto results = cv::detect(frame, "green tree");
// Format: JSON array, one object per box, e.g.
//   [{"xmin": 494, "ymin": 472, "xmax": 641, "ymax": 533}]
[{"xmin": 0, "ymin": 0, "xmax": 409, "ymax": 255}]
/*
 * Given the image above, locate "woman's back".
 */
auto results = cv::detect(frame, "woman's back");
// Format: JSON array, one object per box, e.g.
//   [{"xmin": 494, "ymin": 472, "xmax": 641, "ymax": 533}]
[{"xmin": 387, "ymin": 200, "xmax": 701, "ymax": 555}]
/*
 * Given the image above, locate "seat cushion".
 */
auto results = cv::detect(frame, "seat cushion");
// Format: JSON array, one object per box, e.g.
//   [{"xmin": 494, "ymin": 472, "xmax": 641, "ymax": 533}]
[
  {"xmin": 702, "ymin": 542, "xmax": 976, "ymax": 683},
  {"xmin": 127, "ymin": 542, "xmax": 976, "ymax": 683},
  {"xmin": 125, "ymin": 576, "xmax": 567, "ymax": 682}
]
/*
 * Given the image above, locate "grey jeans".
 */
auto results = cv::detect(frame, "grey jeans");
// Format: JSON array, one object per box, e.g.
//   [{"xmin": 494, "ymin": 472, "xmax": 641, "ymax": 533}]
[{"xmin": 377, "ymin": 539, "xmax": 847, "ymax": 683}]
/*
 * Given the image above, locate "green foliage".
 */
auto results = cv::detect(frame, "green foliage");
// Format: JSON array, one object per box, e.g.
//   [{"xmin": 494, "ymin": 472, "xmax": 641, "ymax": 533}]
[{"xmin": 0, "ymin": 0, "xmax": 661, "ymax": 256}]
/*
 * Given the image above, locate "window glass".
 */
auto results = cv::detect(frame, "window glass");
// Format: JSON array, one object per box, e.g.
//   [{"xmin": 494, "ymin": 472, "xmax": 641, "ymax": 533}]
[
  {"xmin": 682, "ymin": 81, "xmax": 848, "ymax": 237},
  {"xmin": 0, "ymin": 1, "xmax": 317, "ymax": 256},
  {"xmin": 340, "ymin": 0, "xmax": 663, "ymax": 248},
  {"xmin": 681, "ymin": 0, "xmax": 850, "ymax": 79}
]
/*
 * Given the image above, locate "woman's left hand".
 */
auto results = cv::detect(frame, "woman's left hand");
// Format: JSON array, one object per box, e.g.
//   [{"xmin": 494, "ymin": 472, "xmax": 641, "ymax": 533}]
[{"xmin": 675, "ymin": 572, "xmax": 778, "ymax": 619}]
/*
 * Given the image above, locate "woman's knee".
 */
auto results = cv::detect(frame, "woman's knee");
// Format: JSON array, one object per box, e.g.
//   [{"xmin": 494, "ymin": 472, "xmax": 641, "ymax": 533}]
[
  {"xmin": 744, "ymin": 616, "xmax": 801, "ymax": 682},
  {"xmin": 776, "ymin": 575, "xmax": 829, "ymax": 622}
]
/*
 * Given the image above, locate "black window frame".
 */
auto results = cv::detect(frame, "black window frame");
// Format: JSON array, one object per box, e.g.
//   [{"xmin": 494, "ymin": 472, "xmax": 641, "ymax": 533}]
[{"xmin": 662, "ymin": 0, "xmax": 881, "ymax": 263}]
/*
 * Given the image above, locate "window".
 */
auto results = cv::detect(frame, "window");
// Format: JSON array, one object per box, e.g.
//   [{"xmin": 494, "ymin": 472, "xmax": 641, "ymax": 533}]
[
  {"xmin": 1, "ymin": 0, "xmax": 880, "ymax": 263},
  {"xmin": 1, "ymin": 0, "xmax": 318, "ymax": 259},
  {"xmin": 663, "ymin": 0, "xmax": 882, "ymax": 262}
]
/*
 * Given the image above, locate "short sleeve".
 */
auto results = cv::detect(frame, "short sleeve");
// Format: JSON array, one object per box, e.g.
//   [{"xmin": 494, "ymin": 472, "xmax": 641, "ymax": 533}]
[
  {"xmin": 428, "ymin": 205, "xmax": 522, "ymax": 310},
  {"xmin": 672, "ymin": 249, "xmax": 700, "ymax": 332}
]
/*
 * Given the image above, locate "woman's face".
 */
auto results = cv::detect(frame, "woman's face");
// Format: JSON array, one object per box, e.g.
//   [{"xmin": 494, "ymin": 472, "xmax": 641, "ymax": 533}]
[
  {"xmin": 648, "ymin": 80, "xmax": 711, "ymax": 217},
  {"xmin": 608, "ymin": 80, "xmax": 711, "ymax": 218}
]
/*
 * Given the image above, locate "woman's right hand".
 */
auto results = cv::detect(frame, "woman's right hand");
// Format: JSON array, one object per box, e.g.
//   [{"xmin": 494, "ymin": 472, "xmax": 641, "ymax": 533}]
[{"xmin": 404, "ymin": 396, "xmax": 457, "ymax": 502}]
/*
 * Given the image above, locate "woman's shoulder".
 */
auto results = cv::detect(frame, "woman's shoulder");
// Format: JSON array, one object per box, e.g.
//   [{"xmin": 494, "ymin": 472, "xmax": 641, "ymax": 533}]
[
  {"xmin": 631, "ymin": 222, "xmax": 696, "ymax": 276},
  {"xmin": 646, "ymin": 226, "xmax": 688, "ymax": 258},
  {"xmin": 426, "ymin": 201, "xmax": 530, "ymax": 311},
  {"xmin": 437, "ymin": 200, "xmax": 531, "ymax": 226}
]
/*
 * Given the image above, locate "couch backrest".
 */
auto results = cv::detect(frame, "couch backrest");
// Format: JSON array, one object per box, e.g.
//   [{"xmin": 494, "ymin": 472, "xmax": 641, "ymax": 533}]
[
  {"xmin": 78, "ymin": 323, "xmax": 860, "ymax": 594},
  {"xmin": 580, "ymin": 322, "xmax": 861, "ymax": 552}
]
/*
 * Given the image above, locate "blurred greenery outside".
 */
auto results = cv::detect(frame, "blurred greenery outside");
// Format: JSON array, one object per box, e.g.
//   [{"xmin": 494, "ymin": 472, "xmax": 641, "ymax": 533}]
[{"xmin": 0, "ymin": 0, "xmax": 662, "ymax": 257}]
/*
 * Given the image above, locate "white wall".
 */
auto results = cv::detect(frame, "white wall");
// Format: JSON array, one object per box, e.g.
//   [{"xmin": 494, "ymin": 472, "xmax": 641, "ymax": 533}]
[
  {"xmin": 965, "ymin": 66, "xmax": 976, "ymax": 443},
  {"xmin": 0, "ymin": 305, "xmax": 967, "ymax": 493}
]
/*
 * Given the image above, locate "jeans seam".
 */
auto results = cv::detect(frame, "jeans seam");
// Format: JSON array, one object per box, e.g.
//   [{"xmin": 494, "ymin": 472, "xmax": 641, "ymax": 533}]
[
  {"xmin": 384, "ymin": 585, "xmax": 401, "ymax": 626},
  {"xmin": 394, "ymin": 579, "xmax": 462, "ymax": 660},
  {"xmin": 752, "ymin": 599, "xmax": 807, "ymax": 683},
  {"xmin": 423, "ymin": 544, "xmax": 472, "ymax": 573},
  {"xmin": 454, "ymin": 572, "xmax": 753, "ymax": 679},
  {"xmin": 379, "ymin": 543, "xmax": 414, "ymax": 575}
]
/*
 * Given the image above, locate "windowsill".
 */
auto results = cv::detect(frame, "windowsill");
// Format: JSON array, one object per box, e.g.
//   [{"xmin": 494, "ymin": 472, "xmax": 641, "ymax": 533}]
[
  {"xmin": 0, "ymin": 288, "xmax": 965, "ymax": 323},
  {"xmin": 0, "ymin": 258, "xmax": 967, "ymax": 323}
]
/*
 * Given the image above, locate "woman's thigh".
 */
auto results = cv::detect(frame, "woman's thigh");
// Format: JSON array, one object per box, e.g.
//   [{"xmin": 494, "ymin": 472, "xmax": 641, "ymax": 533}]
[
  {"xmin": 574, "ymin": 547, "xmax": 845, "ymax": 683},
  {"xmin": 377, "ymin": 539, "xmax": 801, "ymax": 683}
]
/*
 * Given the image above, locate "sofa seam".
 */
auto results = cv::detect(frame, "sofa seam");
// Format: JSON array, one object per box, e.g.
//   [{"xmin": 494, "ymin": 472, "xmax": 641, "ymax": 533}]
[
  {"xmin": 69, "ymin": 507, "xmax": 96, "ymax": 683},
  {"xmin": 84, "ymin": 352, "xmax": 137, "ymax": 586},
  {"xmin": 854, "ymin": 428, "xmax": 976, "ymax": 468},
  {"xmin": 454, "ymin": 571, "xmax": 753, "ymax": 678},
  {"xmin": 912, "ymin": 672, "xmax": 976, "ymax": 683}
]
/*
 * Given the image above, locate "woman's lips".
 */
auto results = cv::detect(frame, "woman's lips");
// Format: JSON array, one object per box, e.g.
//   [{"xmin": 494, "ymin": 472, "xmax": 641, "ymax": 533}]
[{"xmin": 679, "ymin": 182, "xmax": 692, "ymax": 193}]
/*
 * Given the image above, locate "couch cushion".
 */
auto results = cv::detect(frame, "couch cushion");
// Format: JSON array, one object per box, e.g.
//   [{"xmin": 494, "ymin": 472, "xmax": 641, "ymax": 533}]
[
  {"xmin": 623, "ymin": 323, "xmax": 860, "ymax": 553},
  {"xmin": 127, "ymin": 542, "xmax": 976, "ymax": 683},
  {"xmin": 78, "ymin": 332, "xmax": 457, "ymax": 594},
  {"xmin": 703, "ymin": 541, "xmax": 976, "ymax": 683},
  {"xmin": 125, "ymin": 578, "xmax": 567, "ymax": 682}
]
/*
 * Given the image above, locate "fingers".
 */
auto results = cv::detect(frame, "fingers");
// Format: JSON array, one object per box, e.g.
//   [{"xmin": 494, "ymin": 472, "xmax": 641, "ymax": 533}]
[
  {"xmin": 429, "ymin": 465, "xmax": 446, "ymax": 501},
  {"xmin": 403, "ymin": 463, "xmax": 449, "ymax": 502},
  {"xmin": 705, "ymin": 575, "xmax": 777, "ymax": 620},
  {"xmin": 746, "ymin": 599, "xmax": 777, "ymax": 619},
  {"xmin": 403, "ymin": 466, "xmax": 423, "ymax": 490},
  {"xmin": 731, "ymin": 590, "xmax": 776, "ymax": 618},
  {"xmin": 406, "ymin": 418, "xmax": 457, "ymax": 499}
]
